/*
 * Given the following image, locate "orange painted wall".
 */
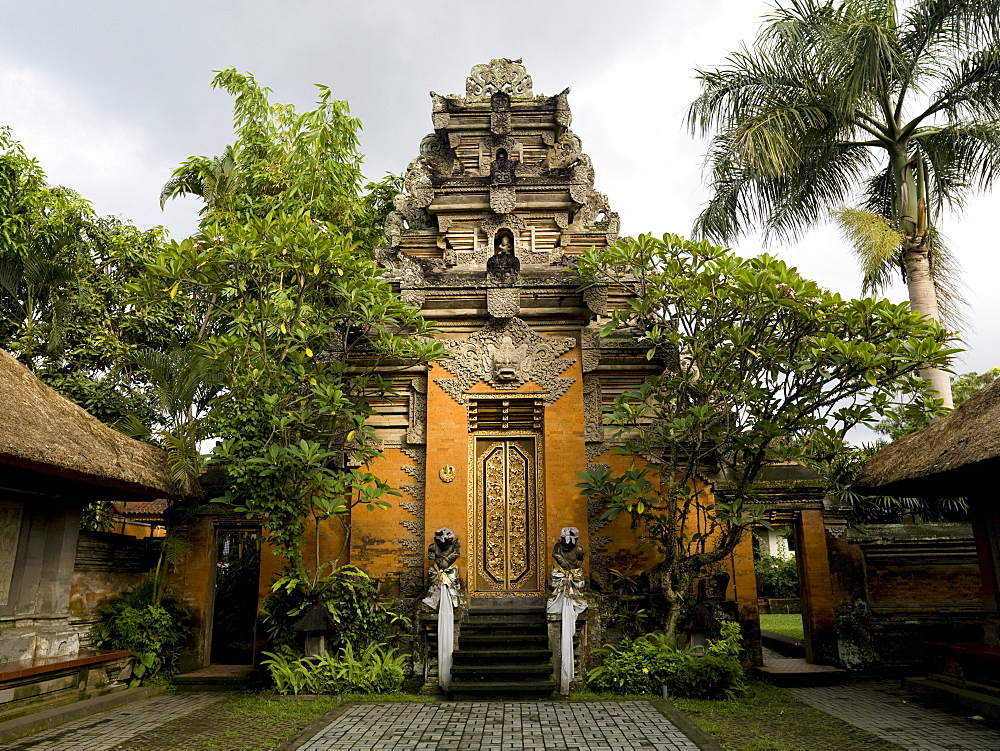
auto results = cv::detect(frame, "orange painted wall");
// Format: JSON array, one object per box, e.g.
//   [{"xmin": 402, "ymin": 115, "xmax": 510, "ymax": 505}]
[{"xmin": 424, "ymin": 358, "xmax": 474, "ymax": 584}]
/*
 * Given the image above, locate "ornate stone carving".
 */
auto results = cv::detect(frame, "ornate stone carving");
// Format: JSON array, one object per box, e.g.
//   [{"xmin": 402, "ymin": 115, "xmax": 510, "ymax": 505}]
[
  {"xmin": 552, "ymin": 527, "xmax": 585, "ymax": 571},
  {"xmin": 586, "ymin": 443, "xmax": 610, "ymax": 463},
  {"xmin": 487, "ymin": 286, "xmax": 521, "ymax": 318},
  {"xmin": 466, "ymin": 59, "xmax": 533, "ymax": 102},
  {"xmin": 420, "ymin": 132, "xmax": 460, "ymax": 175},
  {"xmin": 490, "ymin": 91, "xmax": 511, "ymax": 135},
  {"xmin": 583, "ymin": 375, "xmax": 603, "ymax": 443},
  {"xmin": 429, "ymin": 91, "xmax": 451, "ymax": 130},
  {"xmin": 490, "ymin": 185, "xmax": 516, "ymax": 214},
  {"xmin": 581, "ymin": 324, "xmax": 601, "ymax": 372},
  {"xmin": 487, "ymin": 230, "xmax": 520, "ymax": 284},
  {"xmin": 569, "ymin": 155, "xmax": 595, "ymax": 204},
  {"xmin": 434, "ymin": 317, "xmax": 576, "ymax": 406},
  {"xmin": 546, "ymin": 131, "xmax": 583, "ymax": 170},
  {"xmin": 406, "ymin": 378, "xmax": 427, "ymax": 445},
  {"xmin": 428, "ymin": 528, "xmax": 461, "ymax": 570},
  {"xmin": 554, "ymin": 88, "xmax": 573, "ymax": 129},
  {"xmin": 582, "ymin": 285, "xmax": 608, "ymax": 317}
]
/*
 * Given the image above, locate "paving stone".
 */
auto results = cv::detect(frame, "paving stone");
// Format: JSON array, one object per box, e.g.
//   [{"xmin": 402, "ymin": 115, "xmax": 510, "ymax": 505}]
[
  {"xmin": 293, "ymin": 701, "xmax": 699, "ymax": 751},
  {"xmin": 787, "ymin": 679, "xmax": 1000, "ymax": 751},
  {"xmin": 0, "ymin": 692, "xmax": 223, "ymax": 751}
]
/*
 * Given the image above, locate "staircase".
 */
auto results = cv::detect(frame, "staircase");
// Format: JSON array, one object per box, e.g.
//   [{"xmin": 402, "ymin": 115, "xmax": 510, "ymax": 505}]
[{"xmin": 447, "ymin": 598, "xmax": 556, "ymax": 699}]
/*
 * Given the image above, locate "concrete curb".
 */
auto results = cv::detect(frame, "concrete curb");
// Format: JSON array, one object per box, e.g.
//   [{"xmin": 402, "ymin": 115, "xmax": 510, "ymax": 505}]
[
  {"xmin": 648, "ymin": 696, "xmax": 725, "ymax": 751},
  {"xmin": 0, "ymin": 685, "xmax": 168, "ymax": 744}
]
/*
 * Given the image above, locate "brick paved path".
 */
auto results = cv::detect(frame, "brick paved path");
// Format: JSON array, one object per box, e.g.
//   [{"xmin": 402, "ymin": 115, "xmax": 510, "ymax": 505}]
[
  {"xmin": 294, "ymin": 701, "xmax": 700, "ymax": 751},
  {"xmin": 787, "ymin": 680, "xmax": 1000, "ymax": 751},
  {"xmin": 0, "ymin": 692, "xmax": 223, "ymax": 751}
]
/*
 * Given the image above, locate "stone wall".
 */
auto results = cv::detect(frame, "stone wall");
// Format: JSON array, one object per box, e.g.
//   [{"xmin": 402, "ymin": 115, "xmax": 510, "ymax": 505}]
[
  {"xmin": 69, "ymin": 531, "xmax": 159, "ymax": 647},
  {"xmin": 830, "ymin": 523, "xmax": 985, "ymax": 671}
]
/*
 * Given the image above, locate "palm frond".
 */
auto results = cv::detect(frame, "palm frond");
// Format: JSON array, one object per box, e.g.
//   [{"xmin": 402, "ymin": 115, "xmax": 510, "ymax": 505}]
[{"xmin": 832, "ymin": 206, "xmax": 903, "ymax": 294}]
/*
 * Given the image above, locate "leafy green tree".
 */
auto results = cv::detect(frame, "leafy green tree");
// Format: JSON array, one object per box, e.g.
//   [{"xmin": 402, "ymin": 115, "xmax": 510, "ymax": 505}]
[
  {"xmin": 575, "ymin": 233, "xmax": 956, "ymax": 639},
  {"xmin": 0, "ymin": 125, "xmax": 194, "ymax": 426},
  {"xmin": 142, "ymin": 70, "xmax": 443, "ymax": 573},
  {"xmin": 688, "ymin": 0, "xmax": 1000, "ymax": 407}
]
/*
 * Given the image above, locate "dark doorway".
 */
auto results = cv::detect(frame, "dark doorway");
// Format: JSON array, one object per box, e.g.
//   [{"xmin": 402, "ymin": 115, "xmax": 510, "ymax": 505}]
[{"xmin": 210, "ymin": 528, "xmax": 261, "ymax": 664}]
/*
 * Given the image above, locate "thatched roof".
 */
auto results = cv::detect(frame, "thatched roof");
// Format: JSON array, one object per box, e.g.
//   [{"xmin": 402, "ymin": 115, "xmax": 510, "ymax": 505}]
[
  {"xmin": 854, "ymin": 378, "xmax": 1000, "ymax": 498},
  {"xmin": 0, "ymin": 349, "xmax": 179, "ymax": 499}
]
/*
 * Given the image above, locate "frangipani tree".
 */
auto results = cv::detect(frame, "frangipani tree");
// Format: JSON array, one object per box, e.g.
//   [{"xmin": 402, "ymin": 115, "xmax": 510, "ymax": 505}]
[
  {"xmin": 689, "ymin": 0, "xmax": 1000, "ymax": 407},
  {"xmin": 575, "ymin": 233, "xmax": 957, "ymax": 640}
]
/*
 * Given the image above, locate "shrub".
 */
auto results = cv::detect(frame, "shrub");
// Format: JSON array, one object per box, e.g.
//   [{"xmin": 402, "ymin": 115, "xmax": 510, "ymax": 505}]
[
  {"xmin": 261, "ymin": 642, "xmax": 407, "ymax": 695},
  {"xmin": 754, "ymin": 554, "xmax": 798, "ymax": 598},
  {"xmin": 587, "ymin": 623, "xmax": 745, "ymax": 699},
  {"xmin": 94, "ymin": 583, "xmax": 190, "ymax": 686},
  {"xmin": 261, "ymin": 564, "xmax": 405, "ymax": 654}
]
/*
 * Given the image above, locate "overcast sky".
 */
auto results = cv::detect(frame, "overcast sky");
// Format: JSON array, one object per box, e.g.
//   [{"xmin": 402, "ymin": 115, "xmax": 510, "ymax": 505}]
[{"xmin": 2, "ymin": 1, "xmax": 997, "ymax": 382}]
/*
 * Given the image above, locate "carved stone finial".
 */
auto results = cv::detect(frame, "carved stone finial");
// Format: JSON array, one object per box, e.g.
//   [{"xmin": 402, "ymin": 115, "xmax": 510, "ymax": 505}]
[{"xmin": 466, "ymin": 59, "xmax": 533, "ymax": 102}]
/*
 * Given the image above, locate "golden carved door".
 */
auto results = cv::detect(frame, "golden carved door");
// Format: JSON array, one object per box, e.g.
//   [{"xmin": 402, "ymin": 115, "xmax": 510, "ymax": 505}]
[{"xmin": 471, "ymin": 436, "xmax": 544, "ymax": 595}]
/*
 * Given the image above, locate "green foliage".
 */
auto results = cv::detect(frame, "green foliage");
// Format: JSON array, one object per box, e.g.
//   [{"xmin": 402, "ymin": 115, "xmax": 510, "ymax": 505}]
[
  {"xmin": 80, "ymin": 499, "xmax": 115, "ymax": 532},
  {"xmin": 689, "ymin": 0, "xmax": 1000, "ymax": 330},
  {"xmin": 812, "ymin": 443, "xmax": 968, "ymax": 523},
  {"xmin": 877, "ymin": 368, "xmax": 1000, "ymax": 440},
  {"xmin": 261, "ymin": 642, "xmax": 407, "ymax": 695},
  {"xmin": 754, "ymin": 554, "xmax": 798, "ymax": 599},
  {"xmin": 587, "ymin": 623, "xmax": 744, "ymax": 699},
  {"xmin": 94, "ymin": 583, "xmax": 189, "ymax": 686},
  {"xmin": 575, "ymin": 233, "xmax": 957, "ymax": 638},
  {"xmin": 140, "ymin": 71, "xmax": 444, "ymax": 570},
  {"xmin": 261, "ymin": 564, "xmax": 405, "ymax": 654}
]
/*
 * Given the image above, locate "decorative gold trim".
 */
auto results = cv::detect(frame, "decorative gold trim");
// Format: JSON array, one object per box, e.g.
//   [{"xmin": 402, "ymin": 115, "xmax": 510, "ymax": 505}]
[{"xmin": 467, "ymin": 429, "xmax": 545, "ymax": 597}]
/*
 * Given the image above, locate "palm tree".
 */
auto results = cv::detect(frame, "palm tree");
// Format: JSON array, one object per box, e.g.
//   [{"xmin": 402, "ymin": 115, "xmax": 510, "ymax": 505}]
[{"xmin": 688, "ymin": 0, "xmax": 1000, "ymax": 407}]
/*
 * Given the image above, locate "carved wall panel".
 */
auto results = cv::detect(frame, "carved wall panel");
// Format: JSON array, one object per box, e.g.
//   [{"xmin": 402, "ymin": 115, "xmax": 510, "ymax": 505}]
[
  {"xmin": 487, "ymin": 286, "xmax": 521, "ymax": 318},
  {"xmin": 583, "ymin": 375, "xmax": 604, "ymax": 443},
  {"xmin": 397, "ymin": 443, "xmax": 426, "ymax": 591},
  {"xmin": 406, "ymin": 378, "xmax": 427, "ymax": 445},
  {"xmin": 434, "ymin": 317, "xmax": 576, "ymax": 406}
]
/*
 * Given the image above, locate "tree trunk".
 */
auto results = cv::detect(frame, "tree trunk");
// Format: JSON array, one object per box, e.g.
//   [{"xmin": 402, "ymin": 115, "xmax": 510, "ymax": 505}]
[
  {"xmin": 902, "ymin": 242, "xmax": 953, "ymax": 409},
  {"xmin": 893, "ymin": 151, "xmax": 953, "ymax": 409}
]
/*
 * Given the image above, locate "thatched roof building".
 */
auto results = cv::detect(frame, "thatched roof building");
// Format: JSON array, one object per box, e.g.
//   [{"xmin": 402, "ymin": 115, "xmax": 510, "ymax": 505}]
[
  {"xmin": 0, "ymin": 349, "xmax": 179, "ymax": 500},
  {"xmin": 854, "ymin": 378, "xmax": 1000, "ymax": 498}
]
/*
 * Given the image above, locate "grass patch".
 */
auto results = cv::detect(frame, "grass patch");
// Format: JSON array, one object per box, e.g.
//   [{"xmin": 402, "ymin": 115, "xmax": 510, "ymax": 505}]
[
  {"xmin": 759, "ymin": 613, "xmax": 803, "ymax": 640},
  {"xmin": 113, "ymin": 690, "xmax": 437, "ymax": 751},
  {"xmin": 672, "ymin": 681, "xmax": 900, "ymax": 750}
]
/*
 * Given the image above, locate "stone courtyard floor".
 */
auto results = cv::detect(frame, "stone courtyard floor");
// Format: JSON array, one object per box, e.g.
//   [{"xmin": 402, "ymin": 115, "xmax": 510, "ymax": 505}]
[
  {"xmin": 294, "ymin": 701, "xmax": 699, "ymax": 750},
  {"xmin": 787, "ymin": 679, "xmax": 1000, "ymax": 751},
  {"xmin": 0, "ymin": 681, "xmax": 997, "ymax": 750}
]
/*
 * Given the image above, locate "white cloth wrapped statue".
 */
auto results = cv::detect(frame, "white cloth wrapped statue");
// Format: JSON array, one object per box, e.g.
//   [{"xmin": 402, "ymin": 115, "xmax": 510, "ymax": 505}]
[
  {"xmin": 546, "ymin": 526, "xmax": 587, "ymax": 694},
  {"xmin": 422, "ymin": 527, "xmax": 461, "ymax": 689}
]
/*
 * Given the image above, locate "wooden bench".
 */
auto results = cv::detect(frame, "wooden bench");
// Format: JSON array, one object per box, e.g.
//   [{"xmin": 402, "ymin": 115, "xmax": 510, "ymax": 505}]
[{"xmin": 0, "ymin": 650, "xmax": 131, "ymax": 720}]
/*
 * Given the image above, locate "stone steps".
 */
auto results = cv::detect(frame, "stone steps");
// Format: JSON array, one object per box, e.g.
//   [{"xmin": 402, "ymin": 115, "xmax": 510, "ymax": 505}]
[{"xmin": 448, "ymin": 603, "xmax": 555, "ymax": 699}]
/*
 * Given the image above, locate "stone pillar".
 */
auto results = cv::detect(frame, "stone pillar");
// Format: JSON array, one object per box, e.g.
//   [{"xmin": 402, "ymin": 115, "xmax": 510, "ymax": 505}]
[
  {"xmin": 796, "ymin": 509, "xmax": 837, "ymax": 664},
  {"xmin": 728, "ymin": 531, "xmax": 761, "ymax": 665}
]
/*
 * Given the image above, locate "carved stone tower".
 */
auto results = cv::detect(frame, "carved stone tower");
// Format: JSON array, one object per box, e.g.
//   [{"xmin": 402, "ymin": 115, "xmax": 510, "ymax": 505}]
[{"xmin": 355, "ymin": 59, "xmax": 653, "ymax": 599}]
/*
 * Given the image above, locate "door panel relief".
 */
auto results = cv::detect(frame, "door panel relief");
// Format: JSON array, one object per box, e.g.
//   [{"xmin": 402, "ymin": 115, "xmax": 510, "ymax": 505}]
[{"xmin": 471, "ymin": 435, "xmax": 543, "ymax": 595}]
